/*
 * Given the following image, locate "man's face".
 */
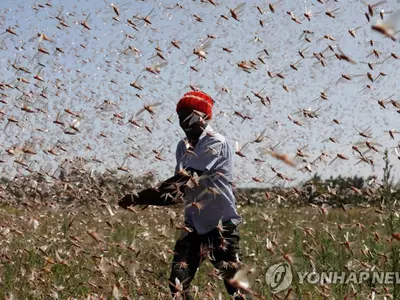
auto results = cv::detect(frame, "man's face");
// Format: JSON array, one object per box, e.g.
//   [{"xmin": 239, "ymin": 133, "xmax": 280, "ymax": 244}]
[{"xmin": 177, "ymin": 108, "xmax": 207, "ymax": 141}]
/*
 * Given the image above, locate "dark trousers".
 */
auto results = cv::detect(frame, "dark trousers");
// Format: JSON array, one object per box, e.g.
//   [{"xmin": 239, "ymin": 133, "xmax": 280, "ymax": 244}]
[{"xmin": 169, "ymin": 222, "xmax": 245, "ymax": 299}]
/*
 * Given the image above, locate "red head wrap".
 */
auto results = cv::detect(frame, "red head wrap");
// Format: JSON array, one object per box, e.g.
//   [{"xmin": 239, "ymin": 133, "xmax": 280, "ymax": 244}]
[{"xmin": 176, "ymin": 91, "xmax": 214, "ymax": 120}]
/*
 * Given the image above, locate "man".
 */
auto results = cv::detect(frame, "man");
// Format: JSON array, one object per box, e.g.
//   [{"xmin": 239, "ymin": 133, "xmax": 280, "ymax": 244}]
[{"xmin": 118, "ymin": 90, "xmax": 245, "ymax": 299}]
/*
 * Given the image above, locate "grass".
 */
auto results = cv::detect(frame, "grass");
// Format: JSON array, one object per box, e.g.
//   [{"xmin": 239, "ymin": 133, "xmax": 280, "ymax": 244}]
[{"xmin": 0, "ymin": 199, "xmax": 399, "ymax": 299}]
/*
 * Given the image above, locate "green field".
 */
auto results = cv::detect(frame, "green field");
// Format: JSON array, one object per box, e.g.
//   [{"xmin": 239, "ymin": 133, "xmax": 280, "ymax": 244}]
[
  {"xmin": 0, "ymin": 153, "xmax": 399, "ymax": 299},
  {"xmin": 0, "ymin": 200, "xmax": 399, "ymax": 299}
]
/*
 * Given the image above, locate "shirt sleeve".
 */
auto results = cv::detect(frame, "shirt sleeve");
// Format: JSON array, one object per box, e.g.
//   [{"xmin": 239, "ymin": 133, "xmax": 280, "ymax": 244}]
[{"xmin": 183, "ymin": 138, "xmax": 223, "ymax": 171}]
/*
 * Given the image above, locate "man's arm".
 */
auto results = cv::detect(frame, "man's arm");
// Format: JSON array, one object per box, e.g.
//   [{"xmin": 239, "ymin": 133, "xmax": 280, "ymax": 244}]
[
  {"xmin": 136, "ymin": 173, "xmax": 189, "ymax": 206},
  {"xmin": 119, "ymin": 169, "xmax": 202, "ymax": 208},
  {"xmin": 139, "ymin": 167, "xmax": 206, "ymax": 203}
]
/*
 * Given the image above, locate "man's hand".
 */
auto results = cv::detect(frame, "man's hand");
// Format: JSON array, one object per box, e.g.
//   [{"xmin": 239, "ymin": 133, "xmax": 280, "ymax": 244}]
[{"xmin": 118, "ymin": 194, "xmax": 139, "ymax": 210}]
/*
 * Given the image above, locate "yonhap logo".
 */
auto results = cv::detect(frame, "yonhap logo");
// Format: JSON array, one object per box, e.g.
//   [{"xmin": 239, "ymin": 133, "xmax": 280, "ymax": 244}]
[
  {"xmin": 265, "ymin": 262, "xmax": 293, "ymax": 293},
  {"xmin": 265, "ymin": 263, "xmax": 400, "ymax": 294}
]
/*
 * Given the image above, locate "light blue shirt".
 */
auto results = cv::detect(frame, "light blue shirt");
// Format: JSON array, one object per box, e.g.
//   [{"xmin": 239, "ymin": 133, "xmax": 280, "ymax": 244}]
[{"xmin": 175, "ymin": 125, "xmax": 242, "ymax": 235}]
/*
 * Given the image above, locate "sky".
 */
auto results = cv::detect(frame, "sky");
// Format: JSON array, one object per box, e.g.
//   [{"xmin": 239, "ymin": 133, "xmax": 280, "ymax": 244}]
[{"xmin": 0, "ymin": 0, "xmax": 400, "ymax": 188}]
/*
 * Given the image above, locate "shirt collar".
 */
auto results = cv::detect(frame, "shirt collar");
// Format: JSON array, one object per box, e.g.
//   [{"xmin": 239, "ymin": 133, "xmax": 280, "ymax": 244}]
[{"xmin": 198, "ymin": 123, "xmax": 213, "ymax": 140}]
